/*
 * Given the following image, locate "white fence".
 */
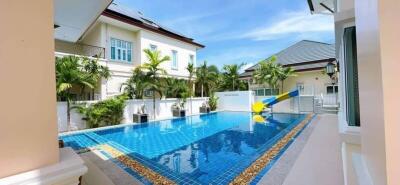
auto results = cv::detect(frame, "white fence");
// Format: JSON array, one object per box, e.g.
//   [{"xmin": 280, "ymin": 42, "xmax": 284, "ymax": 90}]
[
  {"xmin": 215, "ymin": 91, "xmax": 255, "ymax": 111},
  {"xmin": 57, "ymin": 97, "xmax": 208, "ymax": 132},
  {"xmin": 214, "ymin": 90, "xmax": 316, "ymax": 113}
]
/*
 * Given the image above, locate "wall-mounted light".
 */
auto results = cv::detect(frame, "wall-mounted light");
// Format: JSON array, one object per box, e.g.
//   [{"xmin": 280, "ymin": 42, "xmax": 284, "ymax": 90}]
[{"xmin": 325, "ymin": 62, "xmax": 335, "ymax": 78}]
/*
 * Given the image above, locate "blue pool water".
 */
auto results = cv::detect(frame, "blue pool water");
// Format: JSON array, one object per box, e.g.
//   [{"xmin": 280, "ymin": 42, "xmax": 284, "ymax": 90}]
[{"xmin": 61, "ymin": 112, "xmax": 307, "ymax": 184}]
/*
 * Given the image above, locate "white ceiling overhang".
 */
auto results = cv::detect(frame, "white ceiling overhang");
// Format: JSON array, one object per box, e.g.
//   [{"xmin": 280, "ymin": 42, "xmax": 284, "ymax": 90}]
[
  {"xmin": 308, "ymin": 0, "xmax": 335, "ymax": 14},
  {"xmin": 54, "ymin": 0, "xmax": 113, "ymax": 42}
]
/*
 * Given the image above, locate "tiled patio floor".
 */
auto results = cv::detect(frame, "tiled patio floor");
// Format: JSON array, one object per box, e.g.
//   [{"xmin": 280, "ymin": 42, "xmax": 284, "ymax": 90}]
[{"xmin": 259, "ymin": 114, "xmax": 344, "ymax": 185}]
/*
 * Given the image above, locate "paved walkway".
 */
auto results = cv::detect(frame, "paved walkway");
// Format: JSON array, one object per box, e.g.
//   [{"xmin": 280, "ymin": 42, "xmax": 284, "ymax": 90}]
[
  {"xmin": 259, "ymin": 114, "xmax": 344, "ymax": 185},
  {"xmin": 81, "ymin": 152, "xmax": 143, "ymax": 185}
]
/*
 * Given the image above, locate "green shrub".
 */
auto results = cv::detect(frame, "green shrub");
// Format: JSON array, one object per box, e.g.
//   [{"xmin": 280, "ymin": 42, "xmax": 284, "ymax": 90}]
[
  {"xmin": 76, "ymin": 95, "xmax": 128, "ymax": 128},
  {"xmin": 209, "ymin": 94, "xmax": 218, "ymax": 111}
]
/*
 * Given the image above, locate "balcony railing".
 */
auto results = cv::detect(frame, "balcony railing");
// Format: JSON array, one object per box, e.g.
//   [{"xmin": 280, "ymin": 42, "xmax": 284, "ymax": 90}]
[{"xmin": 55, "ymin": 40, "xmax": 105, "ymax": 59}]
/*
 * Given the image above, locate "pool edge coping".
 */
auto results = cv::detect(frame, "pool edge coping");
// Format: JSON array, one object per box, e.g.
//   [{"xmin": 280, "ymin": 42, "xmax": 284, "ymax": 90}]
[{"xmin": 59, "ymin": 111, "xmax": 221, "ymax": 136}]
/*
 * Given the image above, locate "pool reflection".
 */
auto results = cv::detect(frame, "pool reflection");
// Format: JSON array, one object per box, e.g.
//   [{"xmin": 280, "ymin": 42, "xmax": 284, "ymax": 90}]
[{"xmin": 151, "ymin": 114, "xmax": 296, "ymax": 184}]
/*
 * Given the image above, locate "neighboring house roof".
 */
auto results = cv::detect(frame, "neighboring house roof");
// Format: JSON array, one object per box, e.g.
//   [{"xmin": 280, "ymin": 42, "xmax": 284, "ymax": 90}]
[
  {"xmin": 240, "ymin": 40, "xmax": 335, "ymax": 78},
  {"xmin": 102, "ymin": 3, "xmax": 205, "ymax": 48}
]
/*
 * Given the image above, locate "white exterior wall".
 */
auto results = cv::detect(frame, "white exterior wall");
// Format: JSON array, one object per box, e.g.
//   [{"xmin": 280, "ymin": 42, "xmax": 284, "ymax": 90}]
[
  {"xmin": 283, "ymin": 70, "xmax": 333, "ymax": 96},
  {"xmin": 250, "ymin": 70, "xmax": 333, "ymax": 96},
  {"xmin": 74, "ymin": 18, "xmax": 200, "ymax": 98},
  {"xmin": 80, "ymin": 22, "xmax": 103, "ymax": 48},
  {"xmin": 57, "ymin": 97, "xmax": 208, "ymax": 132},
  {"xmin": 139, "ymin": 30, "xmax": 197, "ymax": 79}
]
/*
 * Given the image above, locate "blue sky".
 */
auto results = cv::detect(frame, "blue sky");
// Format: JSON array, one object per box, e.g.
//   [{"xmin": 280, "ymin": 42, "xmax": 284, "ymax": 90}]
[{"xmin": 115, "ymin": 0, "xmax": 334, "ymax": 70}]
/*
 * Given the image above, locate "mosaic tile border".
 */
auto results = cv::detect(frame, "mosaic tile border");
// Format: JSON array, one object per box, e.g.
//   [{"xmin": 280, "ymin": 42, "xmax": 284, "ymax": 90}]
[
  {"xmin": 96, "ymin": 144, "xmax": 177, "ymax": 185},
  {"xmin": 229, "ymin": 113, "xmax": 315, "ymax": 185}
]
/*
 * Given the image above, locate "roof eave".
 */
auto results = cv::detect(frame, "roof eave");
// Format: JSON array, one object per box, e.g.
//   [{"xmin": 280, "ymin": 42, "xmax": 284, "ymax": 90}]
[{"xmin": 102, "ymin": 9, "xmax": 205, "ymax": 48}]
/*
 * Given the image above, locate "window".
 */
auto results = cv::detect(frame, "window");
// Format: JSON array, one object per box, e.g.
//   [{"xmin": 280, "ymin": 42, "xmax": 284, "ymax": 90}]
[
  {"xmin": 189, "ymin": 54, "xmax": 194, "ymax": 64},
  {"xmin": 150, "ymin": 44, "xmax": 157, "ymax": 51},
  {"xmin": 326, "ymin": 85, "xmax": 339, "ymax": 94},
  {"xmin": 144, "ymin": 89, "xmax": 153, "ymax": 97},
  {"xmin": 254, "ymin": 88, "xmax": 279, "ymax": 96},
  {"xmin": 171, "ymin": 50, "xmax": 178, "ymax": 69},
  {"xmin": 255, "ymin": 89, "xmax": 264, "ymax": 96},
  {"xmin": 343, "ymin": 26, "xmax": 360, "ymax": 127},
  {"xmin": 111, "ymin": 38, "xmax": 132, "ymax": 62},
  {"xmin": 296, "ymin": 83, "xmax": 305, "ymax": 94}
]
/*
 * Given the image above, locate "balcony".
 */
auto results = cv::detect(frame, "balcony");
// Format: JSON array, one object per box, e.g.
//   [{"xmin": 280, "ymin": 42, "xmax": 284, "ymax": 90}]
[{"xmin": 55, "ymin": 39, "xmax": 105, "ymax": 59}]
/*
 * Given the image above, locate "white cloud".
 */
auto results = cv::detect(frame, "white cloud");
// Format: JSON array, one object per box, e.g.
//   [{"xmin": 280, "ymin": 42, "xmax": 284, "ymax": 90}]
[{"xmin": 241, "ymin": 10, "xmax": 334, "ymax": 41}]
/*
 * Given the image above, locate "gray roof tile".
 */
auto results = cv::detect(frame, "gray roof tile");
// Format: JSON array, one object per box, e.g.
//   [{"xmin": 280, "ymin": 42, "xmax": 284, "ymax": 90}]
[{"xmin": 240, "ymin": 40, "xmax": 335, "ymax": 77}]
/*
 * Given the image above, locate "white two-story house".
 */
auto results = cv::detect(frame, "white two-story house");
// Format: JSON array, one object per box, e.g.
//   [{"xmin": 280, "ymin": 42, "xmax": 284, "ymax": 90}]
[{"xmin": 55, "ymin": 2, "xmax": 204, "ymax": 100}]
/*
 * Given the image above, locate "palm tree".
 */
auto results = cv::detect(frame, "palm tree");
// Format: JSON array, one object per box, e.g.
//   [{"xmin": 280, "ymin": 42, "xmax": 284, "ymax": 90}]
[
  {"xmin": 141, "ymin": 49, "xmax": 170, "ymax": 119},
  {"xmin": 222, "ymin": 63, "xmax": 244, "ymax": 91},
  {"xmin": 277, "ymin": 66, "xmax": 296, "ymax": 93},
  {"xmin": 186, "ymin": 63, "xmax": 195, "ymax": 114},
  {"xmin": 206, "ymin": 65, "xmax": 220, "ymax": 96},
  {"xmin": 55, "ymin": 56, "xmax": 95, "ymax": 131},
  {"xmin": 121, "ymin": 67, "xmax": 150, "ymax": 99},
  {"xmin": 82, "ymin": 57, "xmax": 111, "ymax": 99},
  {"xmin": 196, "ymin": 61, "xmax": 218, "ymax": 97},
  {"xmin": 164, "ymin": 78, "xmax": 188, "ymax": 98},
  {"xmin": 253, "ymin": 56, "xmax": 281, "ymax": 93}
]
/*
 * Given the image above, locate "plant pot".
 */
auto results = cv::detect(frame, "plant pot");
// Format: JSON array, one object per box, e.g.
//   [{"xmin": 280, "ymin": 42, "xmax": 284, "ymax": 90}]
[
  {"xmin": 200, "ymin": 107, "xmax": 211, "ymax": 113},
  {"xmin": 172, "ymin": 109, "xmax": 186, "ymax": 117},
  {"xmin": 133, "ymin": 113, "xmax": 148, "ymax": 123}
]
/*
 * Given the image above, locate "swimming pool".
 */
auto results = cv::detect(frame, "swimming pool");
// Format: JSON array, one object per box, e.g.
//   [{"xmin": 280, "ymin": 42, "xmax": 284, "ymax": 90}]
[{"xmin": 60, "ymin": 111, "xmax": 311, "ymax": 184}]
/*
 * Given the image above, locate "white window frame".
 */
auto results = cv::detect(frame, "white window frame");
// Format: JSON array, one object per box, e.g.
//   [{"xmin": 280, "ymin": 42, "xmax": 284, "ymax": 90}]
[
  {"xmin": 338, "ymin": 21, "xmax": 360, "ymax": 137},
  {"xmin": 254, "ymin": 88, "xmax": 279, "ymax": 96},
  {"xmin": 171, "ymin": 50, "xmax": 178, "ymax": 70},
  {"xmin": 110, "ymin": 37, "xmax": 132, "ymax": 63},
  {"xmin": 326, "ymin": 84, "xmax": 339, "ymax": 94},
  {"xmin": 296, "ymin": 82, "xmax": 305, "ymax": 94},
  {"xmin": 189, "ymin": 54, "xmax": 194, "ymax": 65}
]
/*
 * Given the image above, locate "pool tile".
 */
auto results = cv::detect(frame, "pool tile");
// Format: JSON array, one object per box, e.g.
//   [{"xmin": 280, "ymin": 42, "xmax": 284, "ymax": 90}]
[{"xmin": 60, "ymin": 112, "xmax": 312, "ymax": 185}]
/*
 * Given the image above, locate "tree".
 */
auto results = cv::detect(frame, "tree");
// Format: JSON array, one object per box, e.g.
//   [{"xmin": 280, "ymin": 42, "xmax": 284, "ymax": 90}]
[
  {"xmin": 253, "ymin": 56, "xmax": 281, "ymax": 92},
  {"xmin": 221, "ymin": 63, "xmax": 244, "ymax": 91},
  {"xmin": 163, "ymin": 78, "xmax": 188, "ymax": 98},
  {"xmin": 277, "ymin": 66, "xmax": 296, "ymax": 93},
  {"xmin": 206, "ymin": 65, "xmax": 220, "ymax": 95},
  {"xmin": 121, "ymin": 68, "xmax": 149, "ymax": 99},
  {"xmin": 186, "ymin": 63, "xmax": 195, "ymax": 114},
  {"xmin": 196, "ymin": 61, "xmax": 218, "ymax": 97},
  {"xmin": 81, "ymin": 57, "xmax": 111, "ymax": 99},
  {"xmin": 55, "ymin": 56, "xmax": 96, "ymax": 131},
  {"xmin": 141, "ymin": 49, "xmax": 170, "ymax": 119}
]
